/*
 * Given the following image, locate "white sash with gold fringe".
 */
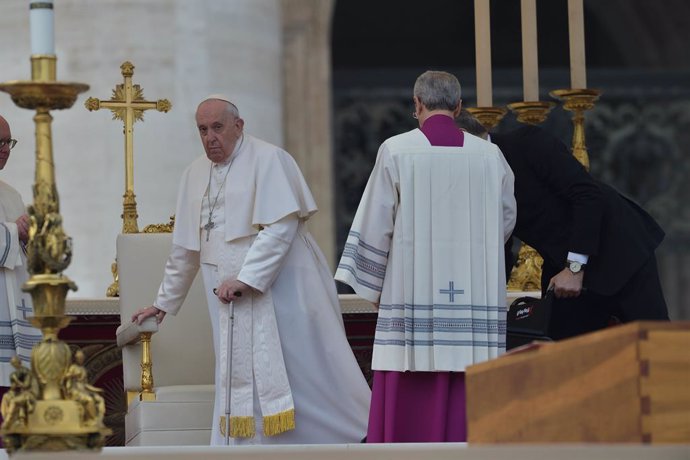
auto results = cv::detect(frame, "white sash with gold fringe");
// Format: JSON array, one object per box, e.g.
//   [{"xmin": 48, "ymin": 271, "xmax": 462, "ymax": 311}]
[{"xmin": 217, "ymin": 237, "xmax": 295, "ymax": 438}]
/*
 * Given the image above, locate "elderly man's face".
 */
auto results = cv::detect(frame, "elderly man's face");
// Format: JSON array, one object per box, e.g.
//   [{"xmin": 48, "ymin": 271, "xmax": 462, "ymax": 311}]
[
  {"xmin": 0, "ymin": 117, "xmax": 12, "ymax": 170},
  {"xmin": 196, "ymin": 100, "xmax": 244, "ymax": 164}
]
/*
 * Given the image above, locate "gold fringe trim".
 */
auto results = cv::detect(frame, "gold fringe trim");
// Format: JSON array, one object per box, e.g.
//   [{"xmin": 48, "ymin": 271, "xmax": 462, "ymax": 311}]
[
  {"xmin": 219, "ymin": 415, "xmax": 256, "ymax": 438},
  {"xmin": 231, "ymin": 416, "xmax": 256, "ymax": 438},
  {"xmin": 263, "ymin": 408, "xmax": 296, "ymax": 437}
]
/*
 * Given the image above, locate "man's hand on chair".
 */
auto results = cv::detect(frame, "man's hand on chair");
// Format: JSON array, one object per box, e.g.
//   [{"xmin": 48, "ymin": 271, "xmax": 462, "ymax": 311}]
[{"xmin": 132, "ymin": 306, "xmax": 166, "ymax": 325}]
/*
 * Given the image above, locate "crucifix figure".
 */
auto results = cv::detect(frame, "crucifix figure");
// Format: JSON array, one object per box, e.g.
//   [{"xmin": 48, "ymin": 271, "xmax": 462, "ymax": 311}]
[
  {"xmin": 85, "ymin": 61, "xmax": 171, "ymax": 234},
  {"xmin": 204, "ymin": 220, "xmax": 215, "ymax": 242}
]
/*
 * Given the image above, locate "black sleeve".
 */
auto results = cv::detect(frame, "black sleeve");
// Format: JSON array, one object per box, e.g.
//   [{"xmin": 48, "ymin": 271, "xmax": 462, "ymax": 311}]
[{"xmin": 520, "ymin": 126, "xmax": 605, "ymax": 256}]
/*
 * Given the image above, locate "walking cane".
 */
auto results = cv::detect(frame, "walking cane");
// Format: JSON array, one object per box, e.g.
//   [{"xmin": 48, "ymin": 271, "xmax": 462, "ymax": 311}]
[
  {"xmin": 217, "ymin": 290, "xmax": 241, "ymax": 446},
  {"xmin": 224, "ymin": 299, "xmax": 234, "ymax": 445}
]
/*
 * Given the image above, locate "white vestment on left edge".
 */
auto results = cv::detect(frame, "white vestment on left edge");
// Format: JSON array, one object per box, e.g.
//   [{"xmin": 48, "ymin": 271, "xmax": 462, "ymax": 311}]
[
  {"xmin": 154, "ymin": 135, "xmax": 370, "ymax": 445},
  {"xmin": 0, "ymin": 180, "xmax": 42, "ymax": 386},
  {"xmin": 336, "ymin": 129, "xmax": 516, "ymax": 372}
]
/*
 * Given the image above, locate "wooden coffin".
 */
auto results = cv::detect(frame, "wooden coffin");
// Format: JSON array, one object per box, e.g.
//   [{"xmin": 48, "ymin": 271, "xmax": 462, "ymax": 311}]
[{"xmin": 466, "ymin": 321, "xmax": 690, "ymax": 443}]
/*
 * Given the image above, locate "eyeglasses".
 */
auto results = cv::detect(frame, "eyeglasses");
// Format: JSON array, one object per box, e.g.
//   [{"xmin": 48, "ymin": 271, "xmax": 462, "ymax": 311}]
[{"xmin": 0, "ymin": 139, "xmax": 17, "ymax": 150}]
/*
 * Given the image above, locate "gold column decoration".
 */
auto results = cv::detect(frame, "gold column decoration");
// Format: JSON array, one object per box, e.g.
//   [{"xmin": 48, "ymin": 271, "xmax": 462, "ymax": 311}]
[
  {"xmin": 0, "ymin": 56, "xmax": 111, "ymax": 452},
  {"xmin": 84, "ymin": 61, "xmax": 171, "ymax": 297},
  {"xmin": 466, "ymin": 106, "xmax": 508, "ymax": 131},
  {"xmin": 549, "ymin": 88, "xmax": 601, "ymax": 171},
  {"xmin": 504, "ymin": 101, "xmax": 556, "ymax": 291}
]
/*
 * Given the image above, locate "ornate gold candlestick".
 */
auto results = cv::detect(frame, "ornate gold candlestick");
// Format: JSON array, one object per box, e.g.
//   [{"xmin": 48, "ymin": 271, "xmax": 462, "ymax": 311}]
[
  {"xmin": 504, "ymin": 100, "xmax": 556, "ymax": 292},
  {"xmin": 549, "ymin": 88, "xmax": 601, "ymax": 171},
  {"xmin": 466, "ymin": 106, "xmax": 508, "ymax": 131},
  {"xmin": 0, "ymin": 55, "xmax": 110, "ymax": 452}
]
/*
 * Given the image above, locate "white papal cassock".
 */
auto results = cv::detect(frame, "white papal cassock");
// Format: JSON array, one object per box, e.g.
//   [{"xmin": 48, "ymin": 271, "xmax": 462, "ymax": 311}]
[
  {"xmin": 336, "ymin": 129, "xmax": 516, "ymax": 372},
  {"xmin": 154, "ymin": 135, "xmax": 370, "ymax": 445},
  {"xmin": 0, "ymin": 180, "xmax": 42, "ymax": 386}
]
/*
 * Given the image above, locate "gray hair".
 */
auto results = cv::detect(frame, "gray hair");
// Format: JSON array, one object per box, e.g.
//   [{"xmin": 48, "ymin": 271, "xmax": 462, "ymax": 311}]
[
  {"xmin": 456, "ymin": 109, "xmax": 488, "ymax": 138},
  {"xmin": 413, "ymin": 71, "xmax": 462, "ymax": 111}
]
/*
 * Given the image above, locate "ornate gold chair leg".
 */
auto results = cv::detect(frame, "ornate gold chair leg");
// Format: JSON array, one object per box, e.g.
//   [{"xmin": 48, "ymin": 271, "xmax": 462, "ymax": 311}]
[{"xmin": 139, "ymin": 332, "xmax": 156, "ymax": 402}]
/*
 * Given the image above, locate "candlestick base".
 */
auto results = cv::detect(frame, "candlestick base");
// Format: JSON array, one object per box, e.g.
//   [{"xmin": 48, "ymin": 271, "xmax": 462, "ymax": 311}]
[
  {"xmin": 506, "ymin": 101, "xmax": 556, "ymax": 125},
  {"xmin": 466, "ymin": 106, "xmax": 508, "ymax": 131},
  {"xmin": 550, "ymin": 88, "xmax": 601, "ymax": 170}
]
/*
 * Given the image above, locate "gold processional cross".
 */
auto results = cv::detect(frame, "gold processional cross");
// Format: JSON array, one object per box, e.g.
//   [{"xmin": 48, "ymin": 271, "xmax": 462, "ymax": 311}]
[
  {"xmin": 85, "ymin": 61, "xmax": 171, "ymax": 234},
  {"xmin": 85, "ymin": 61, "xmax": 171, "ymax": 296}
]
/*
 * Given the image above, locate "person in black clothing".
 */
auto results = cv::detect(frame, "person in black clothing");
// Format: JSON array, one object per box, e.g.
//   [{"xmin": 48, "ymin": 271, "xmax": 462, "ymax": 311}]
[{"xmin": 457, "ymin": 110, "xmax": 669, "ymax": 340}]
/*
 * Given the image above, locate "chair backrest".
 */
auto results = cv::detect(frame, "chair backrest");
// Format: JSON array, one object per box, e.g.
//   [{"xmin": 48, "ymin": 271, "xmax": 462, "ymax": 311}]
[{"xmin": 117, "ymin": 233, "xmax": 214, "ymax": 393}]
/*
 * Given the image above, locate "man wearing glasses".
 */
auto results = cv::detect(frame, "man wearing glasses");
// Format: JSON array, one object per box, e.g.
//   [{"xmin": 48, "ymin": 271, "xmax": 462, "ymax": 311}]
[{"xmin": 0, "ymin": 115, "xmax": 42, "ymax": 390}]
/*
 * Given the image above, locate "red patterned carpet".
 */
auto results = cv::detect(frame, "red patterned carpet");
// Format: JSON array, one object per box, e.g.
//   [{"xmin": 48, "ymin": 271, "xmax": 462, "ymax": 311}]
[{"xmin": 0, "ymin": 312, "xmax": 377, "ymax": 446}]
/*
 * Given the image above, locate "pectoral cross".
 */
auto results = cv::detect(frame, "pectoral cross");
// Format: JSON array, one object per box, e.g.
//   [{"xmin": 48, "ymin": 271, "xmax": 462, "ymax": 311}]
[
  {"xmin": 204, "ymin": 219, "xmax": 215, "ymax": 242},
  {"xmin": 85, "ymin": 61, "xmax": 172, "ymax": 234}
]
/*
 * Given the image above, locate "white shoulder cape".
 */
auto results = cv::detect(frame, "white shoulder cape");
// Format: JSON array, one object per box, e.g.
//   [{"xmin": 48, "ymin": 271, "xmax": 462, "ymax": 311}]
[{"xmin": 173, "ymin": 135, "xmax": 318, "ymax": 251}]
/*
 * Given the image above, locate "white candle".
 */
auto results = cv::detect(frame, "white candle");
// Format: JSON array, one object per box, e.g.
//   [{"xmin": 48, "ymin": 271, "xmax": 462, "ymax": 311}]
[
  {"xmin": 30, "ymin": 0, "xmax": 55, "ymax": 55},
  {"xmin": 521, "ymin": 0, "xmax": 539, "ymax": 101},
  {"xmin": 474, "ymin": 0, "xmax": 492, "ymax": 107},
  {"xmin": 567, "ymin": 0, "xmax": 586, "ymax": 89}
]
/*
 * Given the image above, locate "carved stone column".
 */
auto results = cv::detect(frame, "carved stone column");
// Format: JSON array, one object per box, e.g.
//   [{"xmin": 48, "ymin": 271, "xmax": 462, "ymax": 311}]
[{"xmin": 281, "ymin": 0, "xmax": 336, "ymax": 268}]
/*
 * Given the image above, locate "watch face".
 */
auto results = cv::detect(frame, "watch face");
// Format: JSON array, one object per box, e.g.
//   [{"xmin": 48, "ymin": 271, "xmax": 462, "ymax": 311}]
[{"xmin": 569, "ymin": 261, "xmax": 582, "ymax": 273}]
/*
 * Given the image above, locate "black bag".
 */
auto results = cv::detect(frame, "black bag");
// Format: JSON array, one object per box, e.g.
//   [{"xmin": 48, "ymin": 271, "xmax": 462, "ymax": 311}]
[{"xmin": 506, "ymin": 288, "xmax": 554, "ymax": 350}]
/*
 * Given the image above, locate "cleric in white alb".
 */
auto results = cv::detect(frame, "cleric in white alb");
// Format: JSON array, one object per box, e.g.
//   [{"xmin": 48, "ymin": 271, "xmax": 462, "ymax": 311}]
[{"xmin": 336, "ymin": 71, "xmax": 516, "ymax": 442}]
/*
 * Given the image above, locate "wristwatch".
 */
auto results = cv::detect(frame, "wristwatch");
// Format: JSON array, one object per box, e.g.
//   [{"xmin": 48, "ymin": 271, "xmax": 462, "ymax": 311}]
[{"xmin": 566, "ymin": 260, "xmax": 585, "ymax": 274}]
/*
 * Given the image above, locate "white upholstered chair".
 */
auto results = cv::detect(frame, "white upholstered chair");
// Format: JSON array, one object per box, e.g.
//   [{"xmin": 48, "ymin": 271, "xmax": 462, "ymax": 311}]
[{"xmin": 115, "ymin": 233, "xmax": 215, "ymax": 446}]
